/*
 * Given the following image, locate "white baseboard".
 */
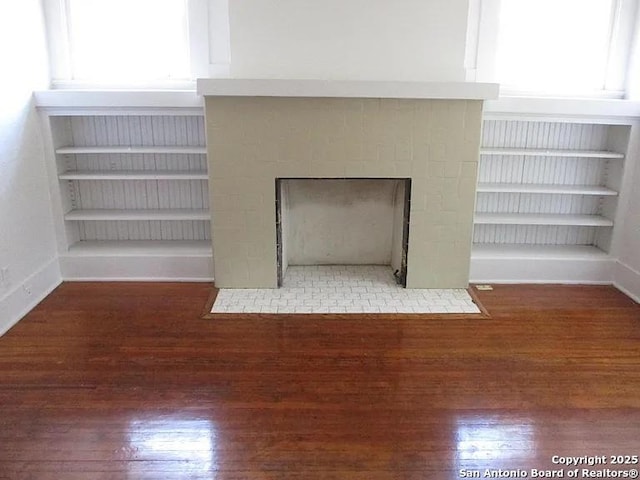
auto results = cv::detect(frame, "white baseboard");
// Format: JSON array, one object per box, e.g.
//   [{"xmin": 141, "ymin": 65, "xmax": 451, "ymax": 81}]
[
  {"xmin": 470, "ymin": 257, "xmax": 614, "ymax": 284},
  {"xmin": 60, "ymin": 254, "xmax": 214, "ymax": 281},
  {"xmin": 613, "ymin": 261, "xmax": 640, "ymax": 304},
  {"xmin": 0, "ymin": 258, "xmax": 62, "ymax": 337}
]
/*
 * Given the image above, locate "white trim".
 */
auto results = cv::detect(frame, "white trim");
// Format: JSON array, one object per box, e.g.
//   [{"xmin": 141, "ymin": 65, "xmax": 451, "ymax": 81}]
[
  {"xmin": 34, "ymin": 90, "xmax": 202, "ymax": 109},
  {"xmin": 606, "ymin": 0, "xmax": 640, "ymax": 92},
  {"xmin": 188, "ymin": 0, "xmax": 210, "ymax": 79},
  {"xmin": 59, "ymin": 170, "xmax": 208, "ymax": 180},
  {"xmin": 60, "ymin": 254, "xmax": 214, "ymax": 281},
  {"xmin": 39, "ymin": 107, "xmax": 204, "ymax": 117},
  {"xmin": 474, "ymin": 0, "xmax": 501, "ymax": 83},
  {"xmin": 484, "ymin": 96, "xmax": 640, "ymax": 122},
  {"xmin": 472, "ymin": 244, "xmax": 610, "ymax": 260},
  {"xmin": 464, "ymin": 0, "xmax": 482, "ymax": 81},
  {"xmin": 474, "ymin": 213, "xmax": 614, "ymax": 227},
  {"xmin": 56, "ymin": 146, "xmax": 206, "ymax": 154},
  {"xmin": 42, "ymin": 0, "xmax": 71, "ymax": 81},
  {"xmin": 67, "ymin": 240, "xmax": 211, "ymax": 256},
  {"xmin": 196, "ymin": 79, "xmax": 500, "ymax": 100},
  {"xmin": 476, "ymin": 183, "xmax": 618, "ymax": 196},
  {"xmin": 64, "ymin": 277, "xmax": 213, "ymax": 282},
  {"xmin": 613, "ymin": 261, "xmax": 640, "ymax": 303},
  {"xmin": 208, "ymin": 0, "xmax": 231, "ymax": 76},
  {"xmin": 51, "ymin": 80, "xmax": 197, "ymax": 90},
  {"xmin": 64, "ymin": 209, "xmax": 210, "ymax": 221},
  {"xmin": 480, "ymin": 147, "xmax": 624, "ymax": 158},
  {"xmin": 626, "ymin": 3, "xmax": 640, "ymax": 99},
  {"xmin": 0, "ymin": 258, "xmax": 62, "ymax": 337},
  {"xmin": 470, "ymin": 256, "xmax": 614, "ymax": 285}
]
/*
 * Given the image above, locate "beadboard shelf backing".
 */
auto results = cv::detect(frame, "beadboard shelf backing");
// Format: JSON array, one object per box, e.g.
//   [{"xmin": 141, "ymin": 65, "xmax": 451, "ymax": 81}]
[{"xmin": 472, "ymin": 224, "xmax": 599, "ymax": 246}]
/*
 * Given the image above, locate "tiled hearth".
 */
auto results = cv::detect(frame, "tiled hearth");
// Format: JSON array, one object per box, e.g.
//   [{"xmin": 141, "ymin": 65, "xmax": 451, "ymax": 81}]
[{"xmin": 211, "ymin": 265, "xmax": 481, "ymax": 314}]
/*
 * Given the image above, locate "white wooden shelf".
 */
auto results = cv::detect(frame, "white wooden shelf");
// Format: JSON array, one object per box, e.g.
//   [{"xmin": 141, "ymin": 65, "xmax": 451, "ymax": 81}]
[
  {"xmin": 474, "ymin": 213, "xmax": 614, "ymax": 226},
  {"xmin": 472, "ymin": 243, "xmax": 609, "ymax": 260},
  {"xmin": 56, "ymin": 146, "xmax": 207, "ymax": 155},
  {"xmin": 59, "ymin": 170, "xmax": 208, "ymax": 180},
  {"xmin": 479, "ymin": 147, "xmax": 624, "ymax": 159},
  {"xmin": 476, "ymin": 183, "xmax": 618, "ymax": 196},
  {"xmin": 67, "ymin": 240, "xmax": 212, "ymax": 256},
  {"xmin": 65, "ymin": 209, "xmax": 210, "ymax": 221}
]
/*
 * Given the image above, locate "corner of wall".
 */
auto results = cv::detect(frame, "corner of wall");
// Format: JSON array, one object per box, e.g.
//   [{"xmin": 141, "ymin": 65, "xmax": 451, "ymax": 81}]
[
  {"xmin": 613, "ymin": 260, "xmax": 640, "ymax": 304},
  {"xmin": 0, "ymin": 257, "xmax": 62, "ymax": 337}
]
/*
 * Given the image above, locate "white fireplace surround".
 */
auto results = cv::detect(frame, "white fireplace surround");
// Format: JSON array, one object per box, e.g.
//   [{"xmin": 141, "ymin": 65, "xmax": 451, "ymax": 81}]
[{"xmin": 199, "ymin": 79, "xmax": 498, "ymax": 289}]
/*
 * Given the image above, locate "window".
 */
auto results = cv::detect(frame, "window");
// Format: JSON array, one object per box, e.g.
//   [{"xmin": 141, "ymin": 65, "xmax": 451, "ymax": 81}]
[
  {"xmin": 66, "ymin": 0, "xmax": 190, "ymax": 84},
  {"xmin": 43, "ymin": 0, "xmax": 226, "ymax": 88},
  {"xmin": 470, "ymin": 0, "xmax": 640, "ymax": 97}
]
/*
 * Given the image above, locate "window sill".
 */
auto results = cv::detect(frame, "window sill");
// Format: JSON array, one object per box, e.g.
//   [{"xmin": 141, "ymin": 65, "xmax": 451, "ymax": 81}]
[
  {"xmin": 33, "ymin": 89, "xmax": 202, "ymax": 114},
  {"xmin": 33, "ymin": 87, "xmax": 640, "ymax": 120},
  {"xmin": 485, "ymin": 95, "xmax": 640, "ymax": 120}
]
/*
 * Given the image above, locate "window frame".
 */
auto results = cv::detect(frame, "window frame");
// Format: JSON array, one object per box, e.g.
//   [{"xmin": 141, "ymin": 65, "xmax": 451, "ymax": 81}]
[
  {"xmin": 42, "ymin": 0, "xmax": 229, "ymax": 89},
  {"xmin": 468, "ymin": 0, "xmax": 640, "ymax": 98}
]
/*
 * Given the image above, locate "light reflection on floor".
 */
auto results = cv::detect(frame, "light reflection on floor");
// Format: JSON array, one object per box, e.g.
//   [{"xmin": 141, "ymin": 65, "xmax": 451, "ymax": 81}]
[
  {"xmin": 455, "ymin": 415, "xmax": 536, "ymax": 464},
  {"xmin": 127, "ymin": 417, "xmax": 217, "ymax": 477}
]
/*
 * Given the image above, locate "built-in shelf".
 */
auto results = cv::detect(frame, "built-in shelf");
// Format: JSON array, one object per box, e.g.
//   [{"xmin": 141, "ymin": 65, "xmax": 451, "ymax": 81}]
[
  {"xmin": 479, "ymin": 148, "xmax": 624, "ymax": 159},
  {"xmin": 65, "ymin": 209, "xmax": 210, "ymax": 221},
  {"xmin": 474, "ymin": 213, "xmax": 614, "ymax": 227},
  {"xmin": 44, "ymin": 113, "xmax": 213, "ymax": 280},
  {"xmin": 476, "ymin": 183, "xmax": 618, "ymax": 196},
  {"xmin": 472, "ymin": 243, "xmax": 609, "ymax": 260},
  {"xmin": 59, "ymin": 170, "xmax": 208, "ymax": 181},
  {"xmin": 67, "ymin": 240, "xmax": 212, "ymax": 256},
  {"xmin": 56, "ymin": 146, "xmax": 207, "ymax": 155}
]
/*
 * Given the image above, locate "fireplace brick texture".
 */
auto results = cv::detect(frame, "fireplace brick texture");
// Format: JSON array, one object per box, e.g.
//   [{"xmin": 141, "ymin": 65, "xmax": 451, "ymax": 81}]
[{"xmin": 205, "ymin": 97, "xmax": 483, "ymax": 288}]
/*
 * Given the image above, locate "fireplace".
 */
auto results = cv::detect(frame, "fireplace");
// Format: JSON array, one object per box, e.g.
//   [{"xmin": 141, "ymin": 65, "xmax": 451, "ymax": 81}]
[
  {"xmin": 275, "ymin": 178, "xmax": 411, "ymax": 287},
  {"xmin": 199, "ymin": 80, "xmax": 498, "ymax": 289}
]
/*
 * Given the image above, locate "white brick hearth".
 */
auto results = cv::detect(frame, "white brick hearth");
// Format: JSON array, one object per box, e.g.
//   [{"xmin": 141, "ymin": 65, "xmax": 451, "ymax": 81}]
[{"xmin": 211, "ymin": 265, "xmax": 481, "ymax": 314}]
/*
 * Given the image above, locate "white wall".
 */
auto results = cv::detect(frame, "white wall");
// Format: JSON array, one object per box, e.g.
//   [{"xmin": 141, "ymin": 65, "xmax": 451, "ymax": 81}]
[
  {"xmin": 618, "ymin": 160, "xmax": 640, "ymax": 271},
  {"xmin": 625, "ymin": 3, "xmax": 640, "ymax": 100},
  {"xmin": 0, "ymin": 0, "xmax": 60, "ymax": 335},
  {"xmin": 227, "ymin": 0, "xmax": 469, "ymax": 81},
  {"xmin": 614, "ymin": 125, "xmax": 640, "ymax": 302}
]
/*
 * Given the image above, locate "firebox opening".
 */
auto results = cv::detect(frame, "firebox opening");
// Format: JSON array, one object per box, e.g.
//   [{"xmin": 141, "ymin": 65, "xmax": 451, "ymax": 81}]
[{"xmin": 276, "ymin": 178, "xmax": 411, "ymax": 287}]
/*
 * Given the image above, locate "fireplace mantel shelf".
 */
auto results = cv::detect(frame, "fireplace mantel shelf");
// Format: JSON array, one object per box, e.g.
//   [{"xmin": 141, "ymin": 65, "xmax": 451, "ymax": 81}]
[{"xmin": 196, "ymin": 79, "xmax": 499, "ymax": 100}]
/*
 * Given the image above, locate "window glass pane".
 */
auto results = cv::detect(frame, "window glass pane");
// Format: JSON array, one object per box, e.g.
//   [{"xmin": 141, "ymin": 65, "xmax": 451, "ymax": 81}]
[
  {"xmin": 496, "ymin": 0, "xmax": 615, "ymax": 93},
  {"xmin": 67, "ymin": 0, "xmax": 190, "ymax": 83}
]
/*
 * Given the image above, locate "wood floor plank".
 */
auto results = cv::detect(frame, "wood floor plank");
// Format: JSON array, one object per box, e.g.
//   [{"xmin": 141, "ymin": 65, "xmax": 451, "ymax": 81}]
[{"xmin": 0, "ymin": 282, "xmax": 639, "ymax": 479}]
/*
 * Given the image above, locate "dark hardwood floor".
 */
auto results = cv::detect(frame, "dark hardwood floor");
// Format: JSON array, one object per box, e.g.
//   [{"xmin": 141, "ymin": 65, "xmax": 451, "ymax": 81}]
[{"xmin": 1, "ymin": 282, "xmax": 639, "ymax": 479}]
